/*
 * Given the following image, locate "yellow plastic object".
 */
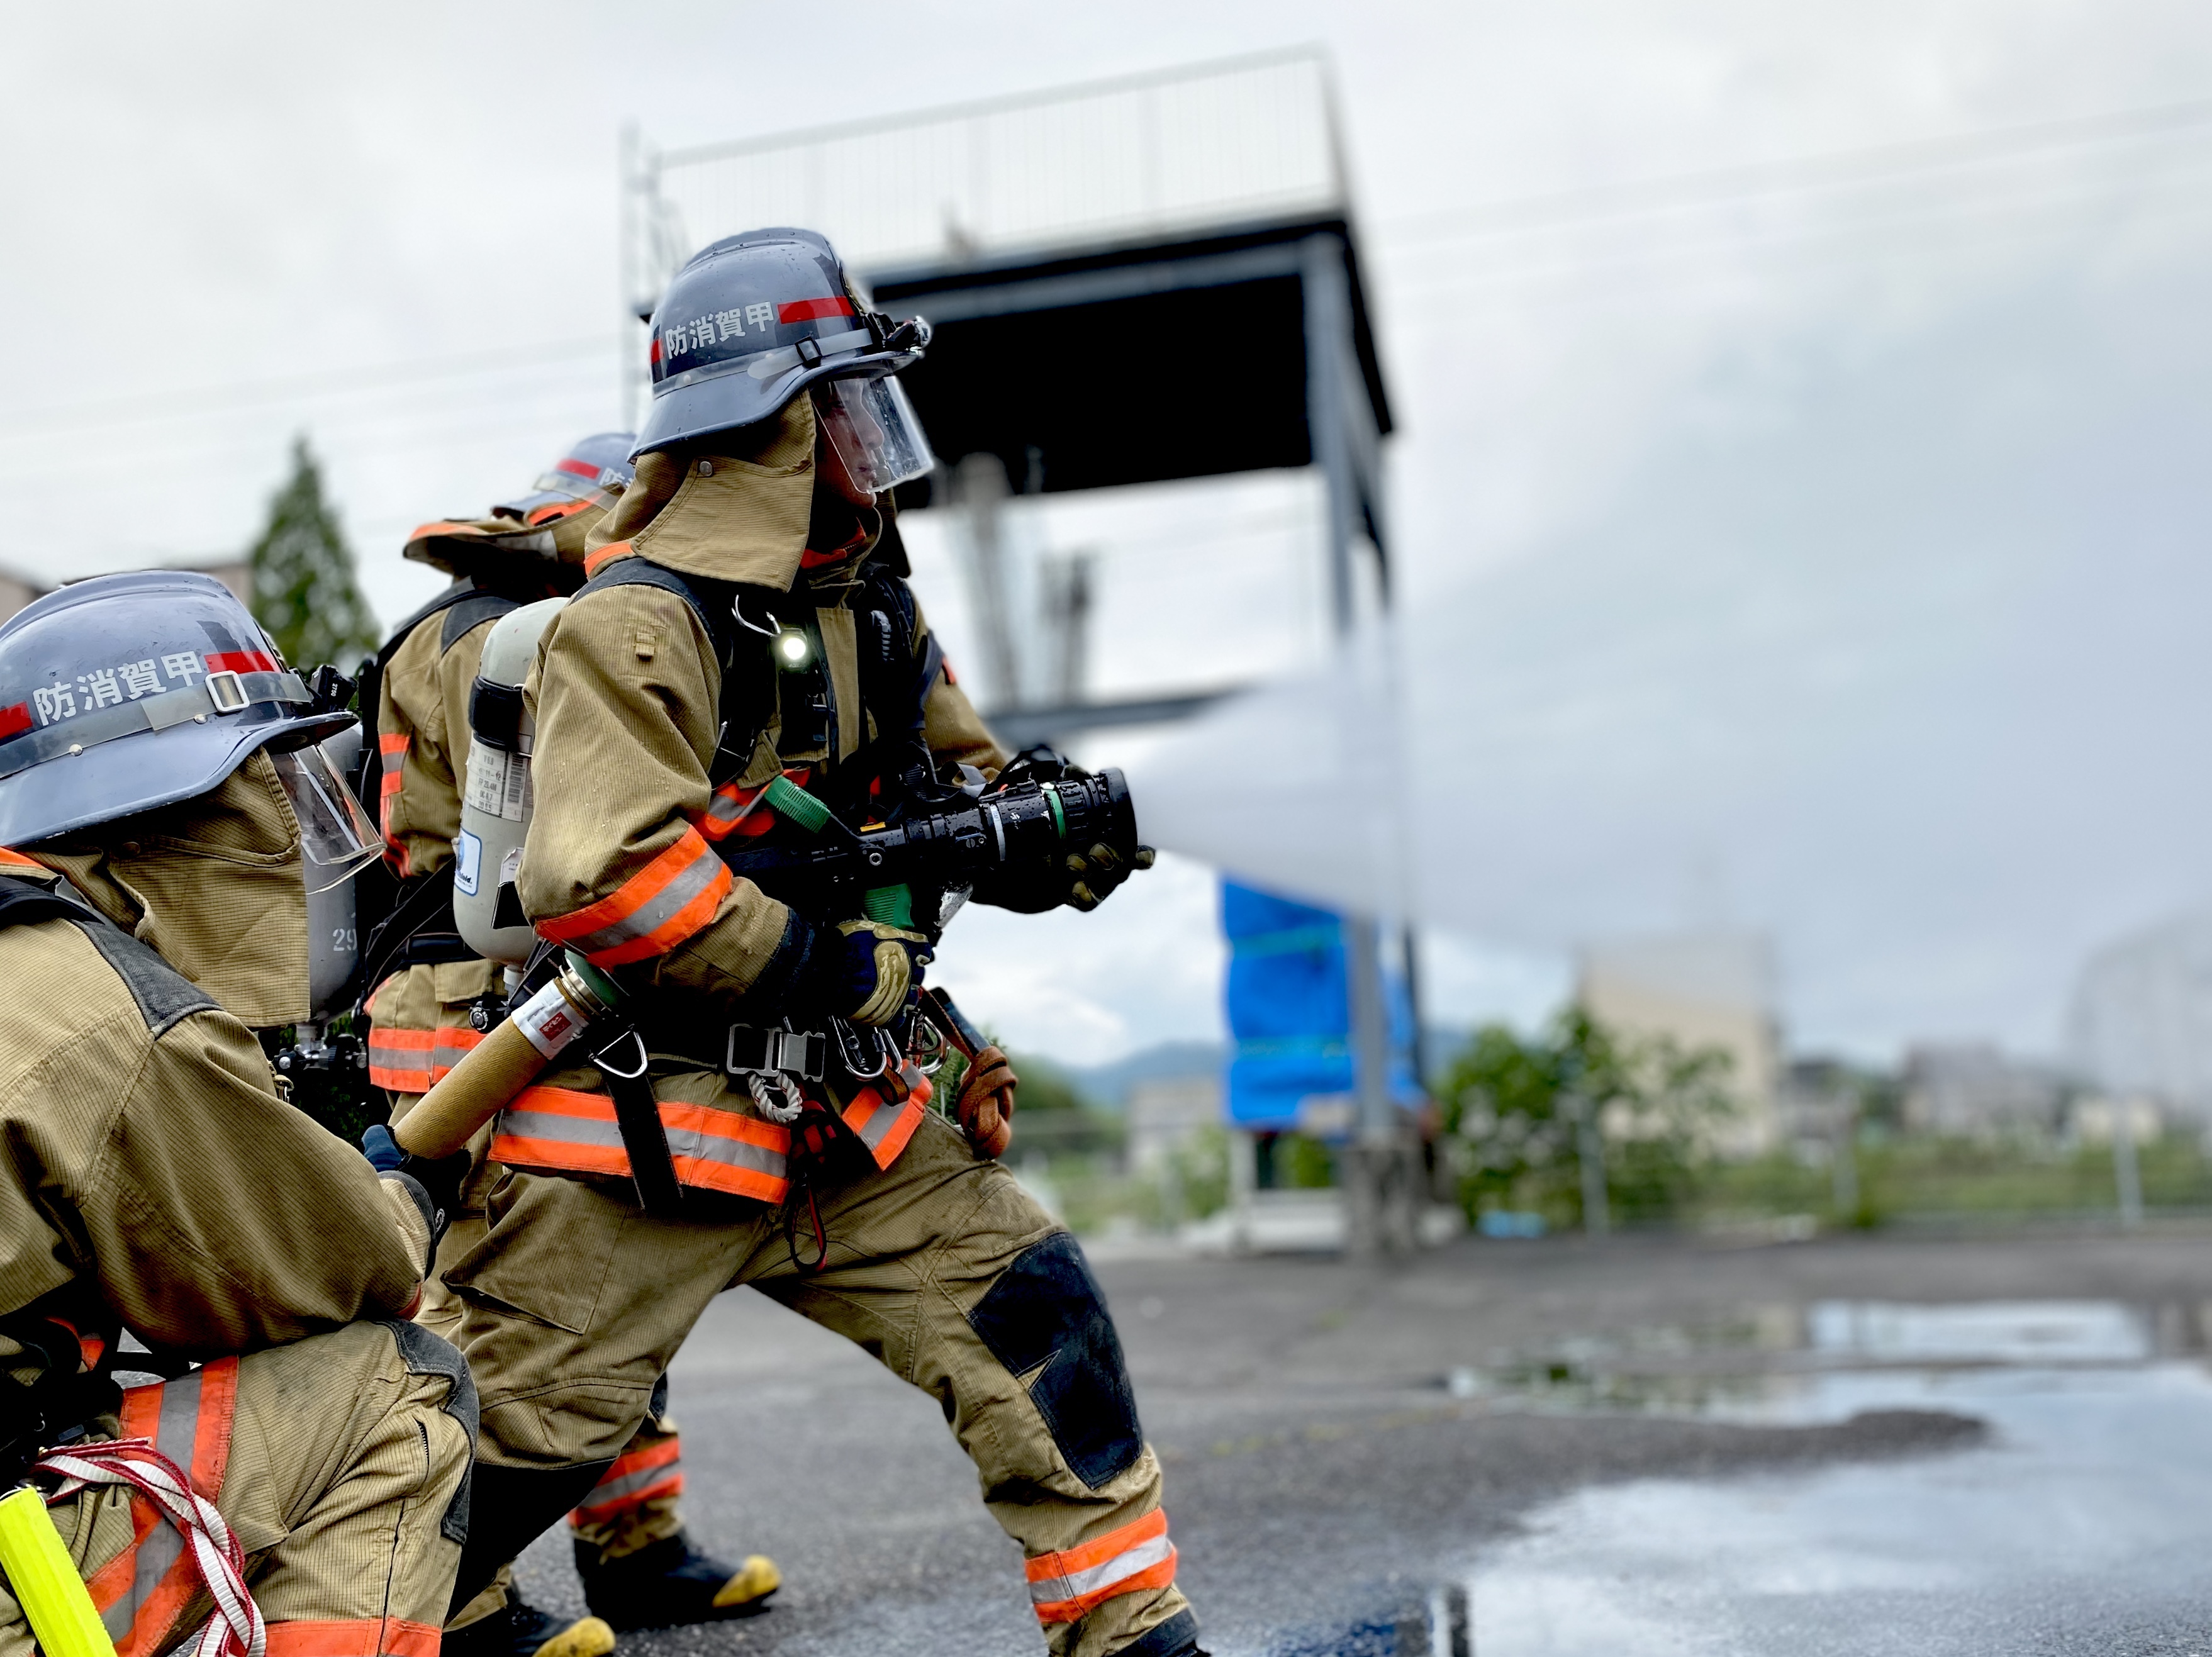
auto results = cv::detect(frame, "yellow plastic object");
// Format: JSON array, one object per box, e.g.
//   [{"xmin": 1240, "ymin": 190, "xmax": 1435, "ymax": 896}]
[{"xmin": 0, "ymin": 1482, "xmax": 119, "ymax": 1657}]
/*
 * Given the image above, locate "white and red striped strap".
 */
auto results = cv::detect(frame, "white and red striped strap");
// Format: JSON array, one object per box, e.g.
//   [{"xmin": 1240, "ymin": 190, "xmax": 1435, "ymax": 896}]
[{"xmin": 39, "ymin": 1437, "xmax": 265, "ymax": 1657}]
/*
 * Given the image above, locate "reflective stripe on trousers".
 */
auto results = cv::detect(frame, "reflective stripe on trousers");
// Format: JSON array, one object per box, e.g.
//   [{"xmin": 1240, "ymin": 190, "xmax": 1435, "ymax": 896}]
[
  {"xmin": 83, "ymin": 1359, "xmax": 240, "ymax": 1656},
  {"xmin": 1025, "ymin": 1509, "xmax": 1178, "ymax": 1626},
  {"xmin": 489, "ymin": 1068, "xmax": 933, "ymax": 1203},
  {"xmin": 366, "ymin": 1024, "xmax": 484, "ymax": 1092},
  {"xmin": 533, "ymin": 827, "xmax": 731, "ymax": 967},
  {"xmin": 569, "ymin": 1434, "xmax": 683, "ymax": 1526},
  {"xmin": 262, "ymin": 1619, "xmax": 442, "ymax": 1657}
]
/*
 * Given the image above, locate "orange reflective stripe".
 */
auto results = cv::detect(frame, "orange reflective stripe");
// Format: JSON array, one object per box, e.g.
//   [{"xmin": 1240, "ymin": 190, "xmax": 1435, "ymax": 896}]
[
  {"xmin": 526, "ymin": 498, "xmax": 596, "ymax": 527},
  {"xmin": 264, "ymin": 1618, "xmax": 443, "ymax": 1657},
  {"xmin": 367, "ymin": 1024, "xmax": 485, "ymax": 1091},
  {"xmin": 696, "ymin": 766, "xmax": 810, "ymax": 844},
  {"xmin": 0, "ymin": 846, "xmax": 46, "ymax": 871},
  {"xmin": 582, "ymin": 539, "xmax": 634, "ymax": 577},
  {"xmin": 94, "ymin": 1362, "xmax": 240, "ymax": 1655},
  {"xmin": 534, "ymin": 827, "xmax": 730, "ymax": 966},
  {"xmin": 569, "ymin": 1434, "xmax": 684, "ymax": 1526},
  {"xmin": 491, "ymin": 1086, "xmax": 791, "ymax": 1203},
  {"xmin": 841, "ymin": 1068, "xmax": 930, "ymax": 1171},
  {"xmin": 407, "ymin": 520, "xmax": 486, "ymax": 544},
  {"xmin": 1025, "ymin": 1509, "xmax": 1176, "ymax": 1626},
  {"xmin": 367, "ymin": 1027, "xmax": 435, "ymax": 1091}
]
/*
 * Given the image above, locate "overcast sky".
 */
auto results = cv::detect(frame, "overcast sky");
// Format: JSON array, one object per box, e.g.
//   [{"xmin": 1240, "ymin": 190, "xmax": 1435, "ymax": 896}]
[{"xmin": 6, "ymin": 1, "xmax": 2210, "ymax": 1065}]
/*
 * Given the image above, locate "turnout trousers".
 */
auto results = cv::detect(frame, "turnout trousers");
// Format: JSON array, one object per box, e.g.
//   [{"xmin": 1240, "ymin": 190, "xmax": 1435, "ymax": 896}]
[
  {"xmin": 445, "ymin": 1113, "xmax": 1188, "ymax": 1657},
  {"xmin": 0, "ymin": 1322, "xmax": 474, "ymax": 1657}
]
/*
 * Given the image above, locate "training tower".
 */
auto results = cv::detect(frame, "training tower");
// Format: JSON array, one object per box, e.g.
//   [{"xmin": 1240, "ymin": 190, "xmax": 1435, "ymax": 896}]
[{"xmin": 620, "ymin": 48, "xmax": 1421, "ymax": 1256}]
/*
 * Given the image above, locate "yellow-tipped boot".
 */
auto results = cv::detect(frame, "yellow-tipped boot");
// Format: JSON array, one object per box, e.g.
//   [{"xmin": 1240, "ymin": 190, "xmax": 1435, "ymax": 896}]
[{"xmin": 576, "ymin": 1534, "xmax": 779, "ymax": 1631}]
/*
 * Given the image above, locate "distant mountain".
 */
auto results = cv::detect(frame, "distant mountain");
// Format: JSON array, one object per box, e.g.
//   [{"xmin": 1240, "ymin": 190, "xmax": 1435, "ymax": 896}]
[
  {"xmin": 1058, "ymin": 1027, "xmax": 1479, "ymax": 1112},
  {"xmin": 1061, "ymin": 1041, "xmax": 1226, "ymax": 1111}
]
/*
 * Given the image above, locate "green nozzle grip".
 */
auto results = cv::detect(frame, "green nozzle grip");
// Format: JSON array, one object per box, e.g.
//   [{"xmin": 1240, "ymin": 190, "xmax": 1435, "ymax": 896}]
[{"xmin": 765, "ymin": 775, "xmax": 832, "ymax": 835}]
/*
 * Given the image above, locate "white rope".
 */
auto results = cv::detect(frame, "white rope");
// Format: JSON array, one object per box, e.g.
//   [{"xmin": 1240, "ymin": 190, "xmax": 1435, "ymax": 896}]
[
  {"xmin": 38, "ymin": 1439, "xmax": 264, "ymax": 1657},
  {"xmin": 743, "ymin": 1068, "xmax": 805, "ymax": 1124}
]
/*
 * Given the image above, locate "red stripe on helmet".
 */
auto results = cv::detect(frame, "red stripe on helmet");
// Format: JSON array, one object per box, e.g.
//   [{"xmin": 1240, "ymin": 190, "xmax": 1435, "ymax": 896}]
[
  {"xmin": 778, "ymin": 296, "xmax": 855, "ymax": 324},
  {"xmin": 206, "ymin": 649, "xmax": 277, "ymax": 674},
  {"xmin": 0, "ymin": 702, "xmax": 31, "ymax": 740},
  {"xmin": 555, "ymin": 458, "xmax": 600, "ymax": 479}
]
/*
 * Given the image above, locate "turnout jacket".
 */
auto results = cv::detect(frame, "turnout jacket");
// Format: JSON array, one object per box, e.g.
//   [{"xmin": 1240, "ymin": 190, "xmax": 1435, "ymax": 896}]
[
  {"xmin": 0, "ymin": 855, "xmax": 428, "ymax": 1375},
  {"xmin": 367, "ymin": 506, "xmax": 609, "ymax": 1095},
  {"xmin": 490, "ymin": 401, "xmax": 1005, "ymax": 1206}
]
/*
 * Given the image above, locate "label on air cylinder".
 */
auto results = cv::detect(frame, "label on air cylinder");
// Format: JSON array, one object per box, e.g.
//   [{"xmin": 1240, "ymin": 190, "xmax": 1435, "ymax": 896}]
[
  {"xmin": 454, "ymin": 830, "xmax": 482, "ymax": 898},
  {"xmin": 513, "ymin": 979, "xmax": 591, "ymax": 1060},
  {"xmin": 465, "ymin": 748, "xmax": 533, "ymax": 822}
]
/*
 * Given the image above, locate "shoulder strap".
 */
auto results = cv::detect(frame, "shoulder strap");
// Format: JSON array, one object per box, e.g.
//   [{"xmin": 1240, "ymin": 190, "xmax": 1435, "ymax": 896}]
[
  {"xmin": 376, "ymin": 579, "xmax": 486, "ymax": 671},
  {"xmin": 0, "ymin": 876, "xmax": 218, "ymax": 1037},
  {"xmin": 439, "ymin": 591, "xmax": 522, "ymax": 654},
  {"xmin": 574, "ymin": 559, "xmax": 774, "ymax": 785}
]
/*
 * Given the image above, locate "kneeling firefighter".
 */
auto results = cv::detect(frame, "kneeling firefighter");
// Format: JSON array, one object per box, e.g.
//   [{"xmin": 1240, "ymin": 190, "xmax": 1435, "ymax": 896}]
[
  {"xmin": 400, "ymin": 227, "xmax": 1195, "ymax": 1657},
  {"xmin": 0, "ymin": 572, "xmax": 472, "ymax": 1657},
  {"xmin": 356, "ymin": 441, "xmax": 779, "ymax": 1653}
]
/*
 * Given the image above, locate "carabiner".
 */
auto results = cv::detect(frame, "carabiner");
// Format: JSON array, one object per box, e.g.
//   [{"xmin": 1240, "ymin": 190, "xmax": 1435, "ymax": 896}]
[{"xmin": 829, "ymin": 1016, "xmax": 891, "ymax": 1080}]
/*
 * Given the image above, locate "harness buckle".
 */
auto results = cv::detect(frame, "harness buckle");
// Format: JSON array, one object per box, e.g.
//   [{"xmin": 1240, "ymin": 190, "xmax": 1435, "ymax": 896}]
[{"xmin": 725, "ymin": 1022, "xmax": 825, "ymax": 1082}]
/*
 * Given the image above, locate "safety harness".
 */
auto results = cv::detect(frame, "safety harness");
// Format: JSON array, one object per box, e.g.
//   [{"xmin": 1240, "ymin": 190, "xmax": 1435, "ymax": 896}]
[{"xmin": 489, "ymin": 552, "xmax": 946, "ymax": 1244}]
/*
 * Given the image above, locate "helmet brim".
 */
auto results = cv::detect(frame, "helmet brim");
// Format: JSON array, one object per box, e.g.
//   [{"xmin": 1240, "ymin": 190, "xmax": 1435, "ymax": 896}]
[{"xmin": 632, "ymin": 349, "xmax": 919, "ymax": 460}]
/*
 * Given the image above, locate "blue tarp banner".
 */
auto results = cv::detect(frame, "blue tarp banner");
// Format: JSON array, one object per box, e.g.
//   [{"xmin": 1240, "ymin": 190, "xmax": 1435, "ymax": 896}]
[{"xmin": 1221, "ymin": 881, "xmax": 1421, "ymax": 1133}]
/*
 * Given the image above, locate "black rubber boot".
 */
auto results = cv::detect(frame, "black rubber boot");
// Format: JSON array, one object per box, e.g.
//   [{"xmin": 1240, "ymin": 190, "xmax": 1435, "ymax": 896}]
[
  {"xmin": 574, "ymin": 1532, "xmax": 781, "ymax": 1630},
  {"xmin": 442, "ymin": 1599, "xmax": 615, "ymax": 1657},
  {"xmin": 1112, "ymin": 1610, "xmax": 1207, "ymax": 1657},
  {"xmin": 446, "ymin": 1461, "xmax": 615, "ymax": 1622}
]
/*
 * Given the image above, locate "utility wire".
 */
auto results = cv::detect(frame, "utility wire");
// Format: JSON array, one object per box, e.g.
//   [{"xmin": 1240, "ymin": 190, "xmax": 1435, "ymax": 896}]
[
  {"xmin": 0, "ymin": 335, "xmax": 619, "ymax": 438},
  {"xmin": 1373, "ymin": 92, "xmax": 2212, "ymax": 248}
]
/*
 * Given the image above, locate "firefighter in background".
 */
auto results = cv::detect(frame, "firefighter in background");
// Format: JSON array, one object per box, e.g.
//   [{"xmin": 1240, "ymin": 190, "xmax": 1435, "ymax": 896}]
[
  {"xmin": 360, "ymin": 442, "xmax": 779, "ymax": 1651},
  {"xmin": 436, "ymin": 229, "xmax": 1199, "ymax": 1657},
  {"xmin": 0, "ymin": 571, "xmax": 470, "ymax": 1657}
]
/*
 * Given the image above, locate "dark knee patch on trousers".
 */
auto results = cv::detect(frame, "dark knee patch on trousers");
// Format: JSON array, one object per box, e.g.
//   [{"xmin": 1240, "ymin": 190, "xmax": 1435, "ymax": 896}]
[{"xmin": 968, "ymin": 1232, "xmax": 1142, "ymax": 1489}]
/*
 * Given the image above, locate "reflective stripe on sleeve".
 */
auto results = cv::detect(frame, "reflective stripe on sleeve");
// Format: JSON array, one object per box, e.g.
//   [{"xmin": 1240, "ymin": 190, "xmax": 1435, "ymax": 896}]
[
  {"xmin": 534, "ymin": 827, "xmax": 731, "ymax": 966},
  {"xmin": 1025, "ymin": 1509, "xmax": 1177, "ymax": 1626},
  {"xmin": 368, "ymin": 1024, "xmax": 484, "ymax": 1093},
  {"xmin": 377, "ymin": 732, "xmax": 412, "ymax": 876},
  {"xmin": 87, "ymin": 1359, "xmax": 241, "ymax": 1655},
  {"xmin": 491, "ymin": 1085, "xmax": 792, "ymax": 1203},
  {"xmin": 696, "ymin": 765, "xmax": 810, "ymax": 844},
  {"xmin": 263, "ymin": 1619, "xmax": 443, "ymax": 1657},
  {"xmin": 569, "ymin": 1434, "xmax": 684, "ymax": 1526}
]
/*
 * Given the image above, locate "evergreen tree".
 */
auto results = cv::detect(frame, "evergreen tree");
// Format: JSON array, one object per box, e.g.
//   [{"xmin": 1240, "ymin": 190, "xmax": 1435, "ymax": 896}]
[{"xmin": 248, "ymin": 436, "xmax": 379, "ymax": 670}]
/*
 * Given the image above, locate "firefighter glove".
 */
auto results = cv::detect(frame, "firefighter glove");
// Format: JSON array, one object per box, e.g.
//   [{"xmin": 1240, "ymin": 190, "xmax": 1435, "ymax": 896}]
[
  {"xmin": 1065, "ymin": 842, "xmax": 1156, "ymax": 912},
  {"xmin": 955, "ymin": 1043, "xmax": 1018, "ymax": 1158},
  {"xmin": 829, "ymin": 920, "xmax": 932, "ymax": 1026}
]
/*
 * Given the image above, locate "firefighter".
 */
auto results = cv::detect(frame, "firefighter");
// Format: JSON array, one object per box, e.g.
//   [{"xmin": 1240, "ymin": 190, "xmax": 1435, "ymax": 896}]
[
  {"xmin": 437, "ymin": 229, "xmax": 1197, "ymax": 1657},
  {"xmin": 0, "ymin": 571, "xmax": 471, "ymax": 1657},
  {"xmin": 360, "ymin": 441, "xmax": 779, "ymax": 1646}
]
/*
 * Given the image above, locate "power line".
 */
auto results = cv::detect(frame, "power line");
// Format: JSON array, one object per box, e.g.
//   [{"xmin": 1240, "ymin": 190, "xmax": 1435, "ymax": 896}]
[
  {"xmin": 0, "ymin": 335, "xmax": 620, "ymax": 438},
  {"xmin": 1372, "ymin": 91, "xmax": 2212, "ymax": 250}
]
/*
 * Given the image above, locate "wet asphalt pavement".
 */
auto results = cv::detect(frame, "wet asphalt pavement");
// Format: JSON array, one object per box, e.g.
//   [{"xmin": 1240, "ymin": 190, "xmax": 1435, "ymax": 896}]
[{"xmin": 509, "ymin": 1227, "xmax": 2212, "ymax": 1656}]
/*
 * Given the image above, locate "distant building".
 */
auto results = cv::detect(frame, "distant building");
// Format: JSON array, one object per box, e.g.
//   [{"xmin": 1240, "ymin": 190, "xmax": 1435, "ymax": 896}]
[
  {"xmin": 1126, "ymin": 1075, "xmax": 1222, "ymax": 1174},
  {"xmin": 1899, "ymin": 1043, "xmax": 2064, "ymax": 1137},
  {"xmin": 0, "ymin": 559, "xmax": 253, "ymax": 626},
  {"xmin": 2069, "ymin": 911, "xmax": 2212, "ymax": 1129},
  {"xmin": 1577, "ymin": 932, "xmax": 1780, "ymax": 1156}
]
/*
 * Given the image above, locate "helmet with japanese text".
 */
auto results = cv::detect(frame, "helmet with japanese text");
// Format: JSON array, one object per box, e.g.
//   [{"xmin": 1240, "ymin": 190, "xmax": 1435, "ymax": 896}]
[
  {"xmin": 636, "ymin": 228, "xmax": 937, "ymax": 492},
  {"xmin": 405, "ymin": 432, "xmax": 638, "ymax": 582},
  {"xmin": 0, "ymin": 571, "xmax": 372, "ymax": 868}
]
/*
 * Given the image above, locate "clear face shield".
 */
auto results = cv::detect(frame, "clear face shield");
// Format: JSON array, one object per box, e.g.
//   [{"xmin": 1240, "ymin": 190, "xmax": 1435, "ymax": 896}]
[
  {"xmin": 812, "ymin": 372, "xmax": 936, "ymax": 494},
  {"xmin": 269, "ymin": 743, "xmax": 382, "ymax": 895}
]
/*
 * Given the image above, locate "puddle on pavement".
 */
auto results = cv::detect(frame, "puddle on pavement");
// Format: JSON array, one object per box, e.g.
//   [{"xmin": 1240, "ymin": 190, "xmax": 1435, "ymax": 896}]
[
  {"xmin": 1460, "ymin": 1359, "xmax": 2212, "ymax": 1655},
  {"xmin": 1444, "ymin": 1298, "xmax": 2212, "ymax": 1422}
]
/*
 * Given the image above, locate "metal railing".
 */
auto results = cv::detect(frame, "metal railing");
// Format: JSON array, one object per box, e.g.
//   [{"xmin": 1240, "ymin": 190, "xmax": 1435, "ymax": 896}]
[{"xmin": 621, "ymin": 45, "xmax": 1346, "ymax": 328}]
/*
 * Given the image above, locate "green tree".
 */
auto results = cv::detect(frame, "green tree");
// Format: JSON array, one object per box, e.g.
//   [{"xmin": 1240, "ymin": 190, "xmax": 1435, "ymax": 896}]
[
  {"xmin": 249, "ymin": 437, "xmax": 379, "ymax": 670},
  {"xmin": 1441, "ymin": 1008, "xmax": 1736, "ymax": 1228}
]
